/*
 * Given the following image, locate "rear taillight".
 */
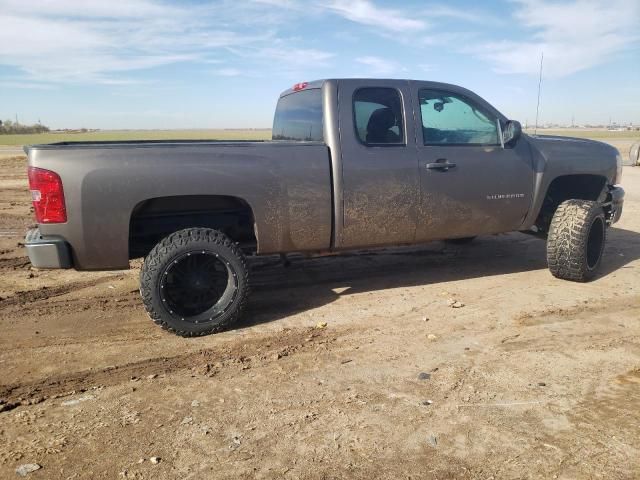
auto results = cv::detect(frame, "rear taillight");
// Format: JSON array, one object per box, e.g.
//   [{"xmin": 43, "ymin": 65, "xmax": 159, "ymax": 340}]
[{"xmin": 27, "ymin": 167, "xmax": 67, "ymax": 223}]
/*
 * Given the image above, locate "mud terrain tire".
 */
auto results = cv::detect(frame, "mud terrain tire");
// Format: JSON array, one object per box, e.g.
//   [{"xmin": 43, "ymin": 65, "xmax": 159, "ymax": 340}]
[
  {"xmin": 140, "ymin": 228, "xmax": 249, "ymax": 337},
  {"xmin": 546, "ymin": 200, "xmax": 606, "ymax": 282}
]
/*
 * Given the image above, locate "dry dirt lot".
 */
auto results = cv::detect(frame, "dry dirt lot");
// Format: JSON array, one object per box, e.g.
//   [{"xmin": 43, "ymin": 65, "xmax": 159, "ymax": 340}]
[{"xmin": 0, "ymin": 153, "xmax": 639, "ymax": 479}]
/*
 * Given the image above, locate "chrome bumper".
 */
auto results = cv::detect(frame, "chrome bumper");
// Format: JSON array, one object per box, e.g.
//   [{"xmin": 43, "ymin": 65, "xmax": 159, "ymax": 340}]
[
  {"xmin": 24, "ymin": 228, "xmax": 72, "ymax": 269},
  {"xmin": 607, "ymin": 185, "xmax": 624, "ymax": 225}
]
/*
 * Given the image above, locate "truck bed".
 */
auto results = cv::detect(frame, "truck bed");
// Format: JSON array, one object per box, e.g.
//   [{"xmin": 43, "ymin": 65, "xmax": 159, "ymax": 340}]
[
  {"xmin": 27, "ymin": 141, "xmax": 333, "ymax": 269},
  {"xmin": 24, "ymin": 139, "xmax": 327, "ymax": 152}
]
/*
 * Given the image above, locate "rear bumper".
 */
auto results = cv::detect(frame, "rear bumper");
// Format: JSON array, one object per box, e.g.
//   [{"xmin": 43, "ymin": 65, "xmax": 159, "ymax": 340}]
[
  {"xmin": 24, "ymin": 228, "xmax": 72, "ymax": 269},
  {"xmin": 606, "ymin": 185, "xmax": 624, "ymax": 225}
]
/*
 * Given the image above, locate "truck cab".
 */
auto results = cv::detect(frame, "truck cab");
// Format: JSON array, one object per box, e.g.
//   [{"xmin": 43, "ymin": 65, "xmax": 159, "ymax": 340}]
[{"xmin": 318, "ymin": 79, "xmax": 533, "ymax": 247}]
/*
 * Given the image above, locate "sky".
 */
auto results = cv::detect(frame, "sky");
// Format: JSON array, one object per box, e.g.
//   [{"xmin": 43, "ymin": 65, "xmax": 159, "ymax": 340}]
[{"xmin": 0, "ymin": 0, "xmax": 639, "ymax": 129}]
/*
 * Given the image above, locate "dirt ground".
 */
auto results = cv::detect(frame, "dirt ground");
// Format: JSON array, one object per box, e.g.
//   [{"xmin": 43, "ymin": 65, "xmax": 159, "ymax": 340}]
[{"xmin": 1, "ymin": 153, "xmax": 639, "ymax": 480}]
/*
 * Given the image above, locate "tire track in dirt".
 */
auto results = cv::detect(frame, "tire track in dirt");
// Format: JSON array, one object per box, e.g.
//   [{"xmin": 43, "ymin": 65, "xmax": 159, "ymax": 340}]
[
  {"xmin": 514, "ymin": 294, "xmax": 640, "ymax": 326},
  {"xmin": 0, "ymin": 277, "xmax": 115, "ymax": 309},
  {"xmin": 0, "ymin": 333, "xmax": 159, "ymax": 353},
  {"xmin": 0, "ymin": 288, "xmax": 141, "ymax": 316},
  {"xmin": 0, "ymin": 256, "xmax": 31, "ymax": 271},
  {"xmin": 533, "ymin": 369, "xmax": 640, "ymax": 478},
  {"xmin": 500, "ymin": 295, "xmax": 640, "ymax": 353},
  {"xmin": 0, "ymin": 326, "xmax": 339, "ymax": 409}
]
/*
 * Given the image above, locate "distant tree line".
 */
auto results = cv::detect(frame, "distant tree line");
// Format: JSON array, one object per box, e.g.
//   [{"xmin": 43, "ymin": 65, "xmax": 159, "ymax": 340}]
[{"xmin": 0, "ymin": 119, "xmax": 50, "ymax": 134}]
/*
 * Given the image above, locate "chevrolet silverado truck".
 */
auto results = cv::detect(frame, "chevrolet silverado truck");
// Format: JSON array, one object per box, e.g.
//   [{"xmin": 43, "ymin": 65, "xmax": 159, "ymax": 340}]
[{"xmin": 24, "ymin": 79, "xmax": 625, "ymax": 336}]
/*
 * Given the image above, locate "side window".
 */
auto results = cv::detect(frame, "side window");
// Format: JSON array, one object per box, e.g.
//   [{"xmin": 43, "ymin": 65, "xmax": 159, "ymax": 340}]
[
  {"xmin": 272, "ymin": 89, "xmax": 323, "ymax": 142},
  {"xmin": 353, "ymin": 88, "xmax": 404, "ymax": 146},
  {"xmin": 419, "ymin": 89, "xmax": 499, "ymax": 146}
]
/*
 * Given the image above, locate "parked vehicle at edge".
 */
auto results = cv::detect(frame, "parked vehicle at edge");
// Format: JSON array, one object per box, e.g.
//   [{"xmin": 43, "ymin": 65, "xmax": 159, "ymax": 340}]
[{"xmin": 24, "ymin": 79, "xmax": 625, "ymax": 336}]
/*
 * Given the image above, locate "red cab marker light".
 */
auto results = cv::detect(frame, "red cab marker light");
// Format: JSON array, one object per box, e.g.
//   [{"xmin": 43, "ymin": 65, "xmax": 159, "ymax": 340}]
[
  {"xmin": 293, "ymin": 82, "xmax": 308, "ymax": 91},
  {"xmin": 27, "ymin": 166, "xmax": 67, "ymax": 223}
]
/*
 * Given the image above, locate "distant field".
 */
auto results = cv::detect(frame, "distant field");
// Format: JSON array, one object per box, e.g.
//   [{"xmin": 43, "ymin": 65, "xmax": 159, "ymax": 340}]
[
  {"xmin": 0, "ymin": 129, "xmax": 272, "ymax": 146},
  {"xmin": 524, "ymin": 128, "xmax": 640, "ymax": 139},
  {"xmin": 1, "ymin": 128, "xmax": 638, "ymax": 158},
  {"xmin": 525, "ymin": 128, "xmax": 639, "ymax": 160}
]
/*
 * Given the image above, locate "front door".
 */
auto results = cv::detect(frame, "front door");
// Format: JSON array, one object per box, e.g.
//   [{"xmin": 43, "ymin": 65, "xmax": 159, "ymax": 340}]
[
  {"xmin": 411, "ymin": 83, "xmax": 534, "ymax": 241},
  {"xmin": 337, "ymin": 80, "xmax": 420, "ymax": 248}
]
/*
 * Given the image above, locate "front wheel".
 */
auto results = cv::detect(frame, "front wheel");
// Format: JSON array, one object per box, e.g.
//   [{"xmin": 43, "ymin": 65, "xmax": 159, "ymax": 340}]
[
  {"xmin": 140, "ymin": 228, "xmax": 249, "ymax": 336},
  {"xmin": 546, "ymin": 200, "xmax": 606, "ymax": 282}
]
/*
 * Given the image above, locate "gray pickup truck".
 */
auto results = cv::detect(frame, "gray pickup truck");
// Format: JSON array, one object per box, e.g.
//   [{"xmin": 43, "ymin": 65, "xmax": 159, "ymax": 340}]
[{"xmin": 24, "ymin": 79, "xmax": 625, "ymax": 336}]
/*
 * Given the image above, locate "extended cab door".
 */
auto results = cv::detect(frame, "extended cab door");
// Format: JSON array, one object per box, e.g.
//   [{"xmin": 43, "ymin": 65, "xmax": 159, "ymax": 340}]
[
  {"xmin": 410, "ymin": 82, "xmax": 534, "ymax": 241},
  {"xmin": 337, "ymin": 80, "xmax": 419, "ymax": 248}
]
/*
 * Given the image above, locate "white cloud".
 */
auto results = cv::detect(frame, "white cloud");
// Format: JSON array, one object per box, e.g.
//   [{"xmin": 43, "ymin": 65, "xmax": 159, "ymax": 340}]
[
  {"xmin": 0, "ymin": 80, "xmax": 54, "ymax": 90},
  {"xmin": 251, "ymin": 0, "xmax": 296, "ymax": 6},
  {"xmin": 0, "ymin": 0, "xmax": 290, "ymax": 84},
  {"xmin": 261, "ymin": 47, "xmax": 334, "ymax": 66},
  {"xmin": 356, "ymin": 56, "xmax": 400, "ymax": 75},
  {"xmin": 0, "ymin": 0, "xmax": 345, "ymax": 86},
  {"xmin": 324, "ymin": 0, "xmax": 425, "ymax": 32},
  {"xmin": 419, "ymin": 64, "xmax": 437, "ymax": 73},
  {"xmin": 426, "ymin": 5, "xmax": 501, "ymax": 25},
  {"xmin": 216, "ymin": 68, "xmax": 242, "ymax": 77},
  {"xmin": 0, "ymin": 0, "xmax": 181, "ymax": 18},
  {"xmin": 474, "ymin": 0, "xmax": 640, "ymax": 77}
]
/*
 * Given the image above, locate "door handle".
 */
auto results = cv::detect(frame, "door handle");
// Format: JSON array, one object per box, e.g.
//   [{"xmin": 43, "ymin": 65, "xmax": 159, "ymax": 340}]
[{"xmin": 426, "ymin": 160, "xmax": 457, "ymax": 171}]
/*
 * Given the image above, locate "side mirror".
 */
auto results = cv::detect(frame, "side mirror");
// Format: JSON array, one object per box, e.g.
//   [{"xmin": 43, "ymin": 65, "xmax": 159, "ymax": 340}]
[{"xmin": 502, "ymin": 120, "xmax": 522, "ymax": 147}]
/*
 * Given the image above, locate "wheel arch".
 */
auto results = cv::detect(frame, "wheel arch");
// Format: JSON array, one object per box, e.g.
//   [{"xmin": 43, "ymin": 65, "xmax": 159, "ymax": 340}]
[
  {"xmin": 535, "ymin": 174, "xmax": 608, "ymax": 234},
  {"xmin": 129, "ymin": 194, "xmax": 258, "ymax": 259}
]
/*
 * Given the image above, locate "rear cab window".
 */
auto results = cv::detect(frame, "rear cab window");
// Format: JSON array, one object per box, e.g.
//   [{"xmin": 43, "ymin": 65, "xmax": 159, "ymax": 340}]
[{"xmin": 272, "ymin": 89, "xmax": 324, "ymax": 142}]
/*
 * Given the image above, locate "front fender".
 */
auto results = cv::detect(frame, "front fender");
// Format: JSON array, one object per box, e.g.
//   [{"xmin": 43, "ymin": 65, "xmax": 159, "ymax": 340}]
[{"xmin": 521, "ymin": 135, "xmax": 618, "ymax": 229}]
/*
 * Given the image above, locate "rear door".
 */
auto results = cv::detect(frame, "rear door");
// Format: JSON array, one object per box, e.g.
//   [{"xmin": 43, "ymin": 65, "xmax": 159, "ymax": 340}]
[
  {"xmin": 337, "ymin": 80, "xmax": 419, "ymax": 248},
  {"xmin": 411, "ymin": 83, "xmax": 534, "ymax": 241}
]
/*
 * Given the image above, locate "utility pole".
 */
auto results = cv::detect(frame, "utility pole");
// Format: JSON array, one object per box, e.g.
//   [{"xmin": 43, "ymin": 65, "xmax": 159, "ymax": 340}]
[{"xmin": 534, "ymin": 52, "xmax": 543, "ymax": 136}]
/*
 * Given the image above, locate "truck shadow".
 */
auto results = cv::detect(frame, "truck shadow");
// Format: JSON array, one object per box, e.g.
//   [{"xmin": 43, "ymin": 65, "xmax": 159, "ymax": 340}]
[{"xmin": 239, "ymin": 227, "xmax": 640, "ymax": 329}]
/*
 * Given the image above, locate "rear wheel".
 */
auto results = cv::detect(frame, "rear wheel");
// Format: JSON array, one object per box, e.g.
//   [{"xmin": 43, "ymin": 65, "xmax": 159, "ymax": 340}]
[
  {"xmin": 546, "ymin": 200, "xmax": 606, "ymax": 282},
  {"xmin": 140, "ymin": 228, "xmax": 249, "ymax": 336}
]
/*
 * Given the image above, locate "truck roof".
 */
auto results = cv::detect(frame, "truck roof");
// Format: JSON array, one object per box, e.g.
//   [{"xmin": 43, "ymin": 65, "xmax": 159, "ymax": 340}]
[
  {"xmin": 278, "ymin": 78, "xmax": 474, "ymax": 98},
  {"xmin": 277, "ymin": 78, "xmax": 508, "ymax": 123}
]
